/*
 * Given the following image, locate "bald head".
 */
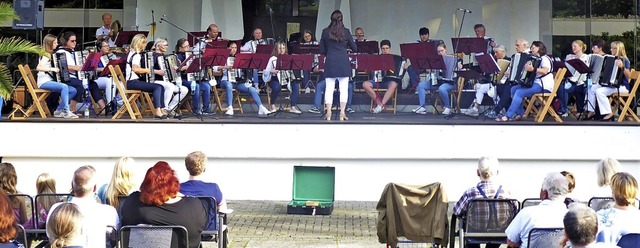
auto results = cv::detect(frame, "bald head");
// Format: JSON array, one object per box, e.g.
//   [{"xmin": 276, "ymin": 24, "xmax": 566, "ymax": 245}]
[
  {"xmin": 72, "ymin": 165, "xmax": 96, "ymax": 197},
  {"xmin": 208, "ymin": 24, "xmax": 220, "ymax": 39}
]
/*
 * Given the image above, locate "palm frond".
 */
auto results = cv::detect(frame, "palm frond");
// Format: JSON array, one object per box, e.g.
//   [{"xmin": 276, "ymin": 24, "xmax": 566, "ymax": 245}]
[
  {"xmin": 0, "ymin": 63, "xmax": 13, "ymax": 100},
  {"xmin": 0, "ymin": 2, "xmax": 19, "ymax": 24},
  {"xmin": 0, "ymin": 37, "xmax": 46, "ymax": 57}
]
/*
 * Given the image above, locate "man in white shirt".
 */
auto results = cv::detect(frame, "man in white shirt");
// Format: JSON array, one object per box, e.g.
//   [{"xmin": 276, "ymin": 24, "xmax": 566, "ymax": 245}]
[
  {"xmin": 505, "ymin": 172, "xmax": 569, "ymax": 248},
  {"xmin": 47, "ymin": 166, "xmax": 120, "ymax": 248},
  {"xmin": 96, "ymin": 13, "xmax": 115, "ymax": 47},
  {"xmin": 562, "ymin": 204, "xmax": 619, "ymax": 248}
]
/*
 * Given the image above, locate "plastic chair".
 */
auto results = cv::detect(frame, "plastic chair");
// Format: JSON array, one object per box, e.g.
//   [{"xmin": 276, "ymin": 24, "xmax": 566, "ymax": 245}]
[
  {"xmin": 526, "ymin": 227, "xmax": 564, "ymax": 248},
  {"xmin": 617, "ymin": 233, "xmax": 640, "ymax": 248},
  {"xmin": 120, "ymin": 225, "xmax": 188, "ymax": 248},
  {"xmin": 453, "ymin": 198, "xmax": 520, "ymax": 248},
  {"xmin": 197, "ymin": 196, "xmax": 228, "ymax": 248}
]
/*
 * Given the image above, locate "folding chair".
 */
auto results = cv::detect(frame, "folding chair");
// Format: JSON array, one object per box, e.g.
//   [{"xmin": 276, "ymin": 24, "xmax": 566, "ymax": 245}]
[
  {"xmin": 120, "ymin": 225, "xmax": 188, "ymax": 248},
  {"xmin": 7, "ymin": 194, "xmax": 35, "ymax": 229},
  {"xmin": 213, "ymin": 86, "xmax": 243, "ymax": 114},
  {"xmin": 34, "ymin": 193, "xmax": 72, "ymax": 228},
  {"xmin": 369, "ymin": 87, "xmax": 398, "ymax": 113},
  {"xmin": 10, "ymin": 64, "xmax": 51, "ymax": 119},
  {"xmin": 433, "ymin": 77, "xmax": 465, "ymax": 114},
  {"xmin": 15, "ymin": 224, "xmax": 27, "ymax": 246},
  {"xmin": 527, "ymin": 227, "xmax": 564, "ymax": 248},
  {"xmin": 524, "ymin": 68, "xmax": 567, "ymax": 122},
  {"xmin": 109, "ymin": 65, "xmax": 143, "ymax": 119},
  {"xmin": 588, "ymin": 196, "xmax": 640, "ymax": 211},
  {"xmin": 521, "ymin": 198, "xmax": 543, "ymax": 208},
  {"xmin": 451, "ymin": 198, "xmax": 520, "ymax": 248},
  {"xmin": 618, "ymin": 233, "xmax": 640, "ymax": 248},
  {"xmin": 197, "ymin": 196, "xmax": 228, "ymax": 248},
  {"xmin": 610, "ymin": 69, "xmax": 640, "ymax": 123}
]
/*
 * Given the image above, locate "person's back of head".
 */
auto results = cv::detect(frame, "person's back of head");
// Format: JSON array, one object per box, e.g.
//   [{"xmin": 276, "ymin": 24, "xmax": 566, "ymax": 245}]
[
  {"xmin": 140, "ymin": 161, "xmax": 179, "ymax": 206},
  {"xmin": 106, "ymin": 157, "xmax": 136, "ymax": 209},
  {"xmin": 477, "ymin": 157, "xmax": 499, "ymax": 181},
  {"xmin": 0, "ymin": 162, "xmax": 18, "ymax": 194},
  {"xmin": 561, "ymin": 171, "xmax": 576, "ymax": 193},
  {"xmin": 185, "ymin": 151, "xmax": 207, "ymax": 177},
  {"xmin": 542, "ymin": 172, "xmax": 569, "ymax": 201},
  {"xmin": 610, "ymin": 172, "xmax": 638, "ymax": 207},
  {"xmin": 72, "ymin": 165, "xmax": 96, "ymax": 198},
  {"xmin": 36, "ymin": 172, "xmax": 58, "ymax": 213},
  {"xmin": 597, "ymin": 158, "xmax": 622, "ymax": 187},
  {"xmin": 563, "ymin": 203, "xmax": 598, "ymax": 247},
  {"xmin": 0, "ymin": 190, "xmax": 18, "ymax": 244},
  {"xmin": 47, "ymin": 202, "xmax": 84, "ymax": 248}
]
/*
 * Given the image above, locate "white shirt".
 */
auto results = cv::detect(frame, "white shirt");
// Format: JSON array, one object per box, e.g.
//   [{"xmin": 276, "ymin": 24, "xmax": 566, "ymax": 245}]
[
  {"xmin": 126, "ymin": 51, "xmax": 141, "ymax": 81},
  {"xmin": 262, "ymin": 56, "xmax": 278, "ymax": 82},
  {"xmin": 596, "ymin": 207, "xmax": 640, "ymax": 244},
  {"xmin": 505, "ymin": 199, "xmax": 567, "ymax": 248},
  {"xmin": 36, "ymin": 56, "xmax": 54, "ymax": 87},
  {"xmin": 96, "ymin": 26, "xmax": 115, "ymax": 47},
  {"xmin": 59, "ymin": 49, "xmax": 78, "ymax": 79},
  {"xmin": 566, "ymin": 53, "xmax": 590, "ymax": 85},
  {"xmin": 47, "ymin": 196, "xmax": 120, "ymax": 248},
  {"xmin": 535, "ymin": 55, "xmax": 554, "ymax": 92}
]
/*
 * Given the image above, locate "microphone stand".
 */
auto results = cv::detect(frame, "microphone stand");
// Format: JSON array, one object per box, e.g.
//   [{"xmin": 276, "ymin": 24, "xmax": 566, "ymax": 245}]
[
  {"xmin": 146, "ymin": 10, "xmax": 157, "ymax": 41},
  {"xmin": 453, "ymin": 9, "xmax": 468, "ymax": 64},
  {"xmin": 267, "ymin": 6, "xmax": 281, "ymax": 42}
]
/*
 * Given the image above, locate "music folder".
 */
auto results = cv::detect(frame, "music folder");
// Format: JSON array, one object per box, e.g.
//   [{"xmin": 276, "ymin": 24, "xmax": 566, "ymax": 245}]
[
  {"xmin": 565, "ymin": 58, "xmax": 591, "ymax": 75},
  {"xmin": 203, "ymin": 49, "xmax": 231, "ymax": 67},
  {"xmin": 400, "ymin": 42, "xmax": 444, "ymax": 70},
  {"xmin": 256, "ymin": 44, "xmax": 275, "ymax": 54},
  {"xmin": 114, "ymin": 31, "xmax": 149, "ymax": 47},
  {"xmin": 290, "ymin": 44, "xmax": 319, "ymax": 55},
  {"xmin": 233, "ymin": 53, "xmax": 271, "ymax": 70},
  {"xmin": 81, "ymin": 53, "xmax": 102, "ymax": 72},
  {"xmin": 474, "ymin": 53, "xmax": 500, "ymax": 74},
  {"xmin": 354, "ymin": 54, "xmax": 395, "ymax": 71},
  {"xmin": 450, "ymin": 37, "xmax": 487, "ymax": 55},
  {"xmin": 276, "ymin": 54, "xmax": 314, "ymax": 71},
  {"xmin": 99, "ymin": 58, "xmax": 124, "ymax": 77},
  {"xmin": 355, "ymin": 41, "xmax": 379, "ymax": 54}
]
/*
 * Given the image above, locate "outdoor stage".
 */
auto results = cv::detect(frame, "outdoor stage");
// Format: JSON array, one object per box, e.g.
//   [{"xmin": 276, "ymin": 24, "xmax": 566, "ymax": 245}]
[{"xmin": 1, "ymin": 109, "xmax": 639, "ymax": 204}]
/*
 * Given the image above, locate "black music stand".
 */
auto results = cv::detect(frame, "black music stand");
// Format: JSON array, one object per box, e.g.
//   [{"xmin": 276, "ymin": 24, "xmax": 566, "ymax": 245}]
[
  {"xmin": 114, "ymin": 31, "xmax": 149, "ymax": 47},
  {"xmin": 269, "ymin": 54, "xmax": 314, "ymax": 117},
  {"xmin": 566, "ymin": 58, "xmax": 593, "ymax": 120},
  {"xmin": 355, "ymin": 41, "xmax": 379, "ymax": 54},
  {"xmin": 473, "ymin": 53, "xmax": 502, "ymax": 120},
  {"xmin": 234, "ymin": 53, "xmax": 271, "ymax": 117}
]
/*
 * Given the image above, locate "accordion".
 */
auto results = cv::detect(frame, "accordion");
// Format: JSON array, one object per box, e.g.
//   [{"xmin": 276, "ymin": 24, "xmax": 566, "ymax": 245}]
[
  {"xmin": 51, "ymin": 51, "xmax": 71, "ymax": 83},
  {"xmin": 508, "ymin": 53, "xmax": 541, "ymax": 87},
  {"xmin": 140, "ymin": 51, "xmax": 155, "ymax": 83},
  {"xmin": 591, "ymin": 55, "xmax": 624, "ymax": 87},
  {"xmin": 156, "ymin": 54, "xmax": 178, "ymax": 83},
  {"xmin": 183, "ymin": 51, "xmax": 208, "ymax": 82}
]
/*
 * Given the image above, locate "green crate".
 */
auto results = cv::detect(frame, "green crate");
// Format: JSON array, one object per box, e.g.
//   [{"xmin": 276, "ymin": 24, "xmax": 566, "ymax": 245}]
[{"xmin": 287, "ymin": 166, "xmax": 335, "ymax": 215}]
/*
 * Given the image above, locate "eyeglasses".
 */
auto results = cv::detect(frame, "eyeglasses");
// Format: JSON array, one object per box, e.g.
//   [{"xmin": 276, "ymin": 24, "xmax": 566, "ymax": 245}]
[
  {"xmin": 437, "ymin": 49, "xmax": 446, "ymax": 53},
  {"xmin": 69, "ymin": 40, "xmax": 77, "ymax": 42}
]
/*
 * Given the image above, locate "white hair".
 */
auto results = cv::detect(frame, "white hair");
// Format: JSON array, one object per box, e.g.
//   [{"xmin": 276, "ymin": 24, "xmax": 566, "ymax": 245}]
[
  {"xmin": 542, "ymin": 172, "xmax": 569, "ymax": 200},
  {"xmin": 477, "ymin": 157, "xmax": 499, "ymax": 180}
]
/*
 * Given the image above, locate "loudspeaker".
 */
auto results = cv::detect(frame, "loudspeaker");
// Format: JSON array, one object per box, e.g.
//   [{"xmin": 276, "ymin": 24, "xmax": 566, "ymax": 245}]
[{"xmin": 12, "ymin": 0, "xmax": 44, "ymax": 30}]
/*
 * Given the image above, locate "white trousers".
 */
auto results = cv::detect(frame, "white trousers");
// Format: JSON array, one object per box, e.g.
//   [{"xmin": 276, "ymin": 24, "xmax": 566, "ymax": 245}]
[
  {"xmin": 475, "ymin": 83, "xmax": 494, "ymax": 104},
  {"xmin": 95, "ymin": 76, "xmax": 114, "ymax": 102},
  {"xmin": 154, "ymin": 81, "xmax": 188, "ymax": 110},
  {"xmin": 587, "ymin": 84, "xmax": 628, "ymax": 115},
  {"xmin": 324, "ymin": 77, "xmax": 349, "ymax": 105}
]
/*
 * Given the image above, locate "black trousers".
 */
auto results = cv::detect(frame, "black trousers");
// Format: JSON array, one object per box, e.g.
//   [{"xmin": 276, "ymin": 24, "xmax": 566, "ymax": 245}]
[{"xmin": 127, "ymin": 80, "xmax": 165, "ymax": 108}]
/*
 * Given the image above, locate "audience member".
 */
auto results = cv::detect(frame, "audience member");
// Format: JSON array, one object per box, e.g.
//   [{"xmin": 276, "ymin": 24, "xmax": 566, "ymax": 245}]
[
  {"xmin": 0, "ymin": 163, "xmax": 29, "ymax": 228},
  {"xmin": 97, "ymin": 157, "xmax": 137, "ymax": 209},
  {"xmin": 560, "ymin": 203, "xmax": 617, "ymax": 248},
  {"xmin": 596, "ymin": 172, "xmax": 640, "ymax": 244},
  {"xmin": 453, "ymin": 157, "xmax": 509, "ymax": 248},
  {"xmin": 595, "ymin": 158, "xmax": 623, "ymax": 196},
  {"xmin": 561, "ymin": 171, "xmax": 578, "ymax": 207},
  {"xmin": 0, "ymin": 190, "xmax": 24, "ymax": 248},
  {"xmin": 46, "ymin": 203, "xmax": 84, "ymax": 248},
  {"xmin": 505, "ymin": 172, "xmax": 569, "ymax": 248},
  {"xmin": 35, "ymin": 173, "xmax": 57, "ymax": 229},
  {"xmin": 121, "ymin": 161, "xmax": 207, "ymax": 248},
  {"xmin": 47, "ymin": 165, "xmax": 119, "ymax": 248}
]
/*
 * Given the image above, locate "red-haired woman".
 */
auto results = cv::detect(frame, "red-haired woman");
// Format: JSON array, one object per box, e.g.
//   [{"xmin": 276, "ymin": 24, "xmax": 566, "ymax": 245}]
[
  {"xmin": 0, "ymin": 190, "xmax": 25, "ymax": 247},
  {"xmin": 120, "ymin": 161, "xmax": 207, "ymax": 248}
]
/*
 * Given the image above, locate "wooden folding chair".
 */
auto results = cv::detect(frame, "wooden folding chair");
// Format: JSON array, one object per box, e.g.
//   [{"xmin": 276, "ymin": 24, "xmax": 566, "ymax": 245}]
[
  {"xmin": 109, "ymin": 65, "xmax": 143, "ymax": 119},
  {"xmin": 524, "ymin": 68, "xmax": 567, "ymax": 123},
  {"xmin": 369, "ymin": 87, "xmax": 398, "ymax": 113},
  {"xmin": 433, "ymin": 77, "xmax": 465, "ymax": 114},
  {"xmin": 213, "ymin": 85, "xmax": 243, "ymax": 114},
  {"xmin": 10, "ymin": 64, "xmax": 51, "ymax": 119},
  {"xmin": 610, "ymin": 69, "xmax": 640, "ymax": 123}
]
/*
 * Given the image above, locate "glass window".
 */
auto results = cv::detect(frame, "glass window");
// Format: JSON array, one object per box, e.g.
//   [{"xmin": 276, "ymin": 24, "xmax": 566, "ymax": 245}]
[{"xmin": 298, "ymin": 0, "xmax": 318, "ymax": 17}]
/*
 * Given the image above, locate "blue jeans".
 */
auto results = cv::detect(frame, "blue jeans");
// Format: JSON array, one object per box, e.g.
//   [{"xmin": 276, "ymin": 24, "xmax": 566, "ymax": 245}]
[
  {"xmin": 558, "ymin": 83, "xmax": 585, "ymax": 113},
  {"xmin": 268, "ymin": 80, "xmax": 282, "ymax": 104},
  {"xmin": 183, "ymin": 81, "xmax": 211, "ymax": 112},
  {"xmin": 219, "ymin": 80, "xmax": 235, "ymax": 106},
  {"xmin": 0, "ymin": 96, "xmax": 3, "ymax": 120},
  {"xmin": 235, "ymin": 81, "xmax": 263, "ymax": 107},
  {"xmin": 506, "ymin": 84, "xmax": 548, "ymax": 118},
  {"xmin": 313, "ymin": 80, "xmax": 354, "ymax": 109},
  {"xmin": 407, "ymin": 65, "xmax": 421, "ymax": 90},
  {"xmin": 290, "ymin": 81, "xmax": 300, "ymax": 106},
  {"xmin": 40, "ymin": 81, "xmax": 78, "ymax": 111}
]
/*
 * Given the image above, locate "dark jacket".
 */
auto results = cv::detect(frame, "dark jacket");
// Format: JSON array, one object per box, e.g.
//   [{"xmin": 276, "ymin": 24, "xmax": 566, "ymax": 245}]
[{"xmin": 319, "ymin": 27, "xmax": 357, "ymax": 78}]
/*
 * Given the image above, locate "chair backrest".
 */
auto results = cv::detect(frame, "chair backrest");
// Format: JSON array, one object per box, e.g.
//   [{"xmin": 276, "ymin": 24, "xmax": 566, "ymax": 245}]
[
  {"xmin": 17, "ymin": 64, "xmax": 39, "ymax": 93},
  {"xmin": 120, "ymin": 225, "xmax": 189, "ymax": 248},
  {"xmin": 7, "ymin": 194, "xmax": 35, "ymax": 229},
  {"xmin": 109, "ymin": 65, "xmax": 128, "ymax": 93},
  {"xmin": 465, "ymin": 198, "xmax": 520, "ymax": 233},
  {"xmin": 196, "ymin": 196, "xmax": 219, "ymax": 231},
  {"xmin": 522, "ymin": 198, "xmax": 543, "ymax": 208},
  {"xmin": 14, "ymin": 224, "xmax": 27, "ymax": 246},
  {"xmin": 550, "ymin": 68, "xmax": 567, "ymax": 96},
  {"xmin": 617, "ymin": 233, "xmax": 640, "ymax": 248},
  {"xmin": 626, "ymin": 69, "xmax": 640, "ymax": 98},
  {"xmin": 588, "ymin": 197, "xmax": 615, "ymax": 212},
  {"xmin": 526, "ymin": 227, "xmax": 564, "ymax": 248},
  {"xmin": 34, "ymin": 193, "xmax": 72, "ymax": 229},
  {"xmin": 117, "ymin": 195, "xmax": 129, "ymax": 219}
]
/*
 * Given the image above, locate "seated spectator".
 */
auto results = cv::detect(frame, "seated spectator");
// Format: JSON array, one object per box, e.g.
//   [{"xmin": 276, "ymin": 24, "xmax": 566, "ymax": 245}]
[
  {"xmin": 596, "ymin": 172, "xmax": 640, "ymax": 244},
  {"xmin": 47, "ymin": 165, "xmax": 120, "ymax": 248},
  {"xmin": 595, "ymin": 158, "xmax": 623, "ymax": 197},
  {"xmin": 561, "ymin": 171, "xmax": 579, "ymax": 207},
  {"xmin": 560, "ymin": 203, "xmax": 618, "ymax": 248},
  {"xmin": 0, "ymin": 163, "xmax": 29, "ymax": 228},
  {"xmin": 35, "ymin": 173, "xmax": 57, "ymax": 229},
  {"xmin": 97, "ymin": 157, "xmax": 137, "ymax": 209},
  {"xmin": 453, "ymin": 157, "xmax": 510, "ymax": 248},
  {"xmin": 121, "ymin": 161, "xmax": 207, "ymax": 248},
  {"xmin": 179, "ymin": 151, "xmax": 226, "ymax": 209},
  {"xmin": 46, "ymin": 203, "xmax": 84, "ymax": 248},
  {"xmin": 505, "ymin": 172, "xmax": 569, "ymax": 248},
  {"xmin": 0, "ymin": 189, "xmax": 25, "ymax": 248}
]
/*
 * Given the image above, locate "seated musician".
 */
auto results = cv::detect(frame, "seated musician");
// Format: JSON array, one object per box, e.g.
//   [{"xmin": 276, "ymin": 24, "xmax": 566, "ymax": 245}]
[
  {"xmin": 94, "ymin": 38, "xmax": 116, "ymax": 111},
  {"xmin": 497, "ymin": 41, "xmax": 553, "ymax": 122},
  {"xmin": 241, "ymin": 27, "xmax": 266, "ymax": 88},
  {"xmin": 585, "ymin": 41, "xmax": 632, "ymax": 121},
  {"xmin": 36, "ymin": 34, "xmax": 78, "ymax": 118},
  {"xmin": 263, "ymin": 41, "xmax": 303, "ymax": 114},
  {"xmin": 464, "ymin": 44, "xmax": 510, "ymax": 117},
  {"xmin": 298, "ymin": 30, "xmax": 317, "ymax": 94},
  {"xmin": 174, "ymin": 38, "xmax": 214, "ymax": 115},
  {"xmin": 125, "ymin": 34, "xmax": 167, "ymax": 119},
  {"xmin": 558, "ymin": 40, "xmax": 589, "ymax": 117},
  {"xmin": 362, "ymin": 40, "xmax": 406, "ymax": 113},
  {"xmin": 487, "ymin": 39, "xmax": 530, "ymax": 118},
  {"xmin": 591, "ymin": 39, "xmax": 607, "ymax": 56},
  {"xmin": 308, "ymin": 68, "xmax": 355, "ymax": 114},
  {"xmin": 56, "ymin": 31, "xmax": 106, "ymax": 113},
  {"xmin": 95, "ymin": 12, "xmax": 115, "ymax": 47},
  {"xmin": 213, "ymin": 41, "xmax": 271, "ymax": 116},
  {"xmin": 152, "ymin": 37, "xmax": 188, "ymax": 117},
  {"xmin": 193, "ymin": 23, "xmax": 224, "ymax": 52},
  {"xmin": 414, "ymin": 43, "xmax": 460, "ymax": 115},
  {"xmin": 354, "ymin": 27, "xmax": 366, "ymax": 42},
  {"xmin": 407, "ymin": 27, "xmax": 444, "ymax": 92}
]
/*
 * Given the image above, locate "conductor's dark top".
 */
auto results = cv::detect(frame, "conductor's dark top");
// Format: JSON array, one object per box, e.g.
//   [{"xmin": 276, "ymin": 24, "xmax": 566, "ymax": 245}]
[{"xmin": 319, "ymin": 27, "xmax": 357, "ymax": 78}]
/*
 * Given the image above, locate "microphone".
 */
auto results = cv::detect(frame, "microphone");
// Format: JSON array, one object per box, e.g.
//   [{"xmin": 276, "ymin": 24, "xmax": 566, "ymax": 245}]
[
  {"xmin": 267, "ymin": 4, "xmax": 273, "ymax": 14},
  {"xmin": 159, "ymin": 15, "xmax": 166, "ymax": 23},
  {"xmin": 457, "ymin": 8, "xmax": 472, "ymax": 13}
]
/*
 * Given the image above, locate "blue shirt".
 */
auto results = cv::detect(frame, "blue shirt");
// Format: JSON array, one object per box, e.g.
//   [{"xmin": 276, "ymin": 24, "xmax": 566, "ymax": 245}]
[{"xmin": 179, "ymin": 180, "xmax": 223, "ymax": 205}]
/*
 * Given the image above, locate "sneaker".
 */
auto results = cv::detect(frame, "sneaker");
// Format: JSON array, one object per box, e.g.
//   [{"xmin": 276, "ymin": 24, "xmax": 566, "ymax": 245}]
[
  {"xmin": 414, "ymin": 106, "xmax": 427, "ymax": 115},
  {"xmin": 194, "ymin": 110, "xmax": 203, "ymax": 115},
  {"xmin": 202, "ymin": 108, "xmax": 216, "ymax": 115},
  {"xmin": 60, "ymin": 110, "xmax": 79, "ymax": 119},
  {"xmin": 225, "ymin": 107, "xmax": 234, "ymax": 116},
  {"xmin": 270, "ymin": 104, "xmax": 278, "ymax": 112},
  {"xmin": 465, "ymin": 107, "xmax": 479, "ymax": 117},
  {"xmin": 372, "ymin": 104, "xmax": 384, "ymax": 114},
  {"xmin": 345, "ymin": 108, "xmax": 355, "ymax": 114},
  {"xmin": 258, "ymin": 105, "xmax": 270, "ymax": 116},
  {"xmin": 53, "ymin": 109, "xmax": 63, "ymax": 117},
  {"xmin": 308, "ymin": 107, "xmax": 321, "ymax": 114},
  {"xmin": 289, "ymin": 106, "xmax": 302, "ymax": 114},
  {"xmin": 484, "ymin": 110, "xmax": 498, "ymax": 119},
  {"xmin": 442, "ymin": 108, "xmax": 451, "ymax": 115},
  {"xmin": 412, "ymin": 106, "xmax": 421, "ymax": 113}
]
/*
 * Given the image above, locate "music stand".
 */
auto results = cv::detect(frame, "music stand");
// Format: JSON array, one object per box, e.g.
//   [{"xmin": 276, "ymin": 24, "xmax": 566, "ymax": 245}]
[
  {"xmin": 269, "ymin": 54, "xmax": 314, "ymax": 117},
  {"xmin": 203, "ymin": 49, "xmax": 230, "ymax": 68},
  {"xmin": 290, "ymin": 44, "xmax": 319, "ymax": 54},
  {"xmin": 566, "ymin": 58, "xmax": 593, "ymax": 119},
  {"xmin": 232, "ymin": 53, "xmax": 271, "ymax": 117},
  {"xmin": 206, "ymin": 40, "xmax": 231, "ymax": 49},
  {"xmin": 400, "ymin": 42, "xmax": 445, "ymax": 71},
  {"xmin": 256, "ymin": 44, "xmax": 275, "ymax": 54},
  {"xmin": 355, "ymin": 41, "xmax": 379, "ymax": 54},
  {"xmin": 114, "ymin": 31, "xmax": 149, "ymax": 47},
  {"xmin": 472, "ymin": 53, "xmax": 501, "ymax": 120},
  {"xmin": 187, "ymin": 31, "xmax": 207, "ymax": 47}
]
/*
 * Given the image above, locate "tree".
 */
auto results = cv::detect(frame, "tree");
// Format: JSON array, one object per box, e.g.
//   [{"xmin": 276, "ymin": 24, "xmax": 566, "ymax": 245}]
[{"xmin": 0, "ymin": 2, "xmax": 46, "ymax": 100}]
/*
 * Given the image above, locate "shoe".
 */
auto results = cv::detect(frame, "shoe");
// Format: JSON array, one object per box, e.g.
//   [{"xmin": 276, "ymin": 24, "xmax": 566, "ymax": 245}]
[
  {"xmin": 340, "ymin": 113, "xmax": 348, "ymax": 121},
  {"xmin": 414, "ymin": 106, "xmax": 427, "ymax": 115},
  {"xmin": 601, "ymin": 114, "xmax": 614, "ymax": 122},
  {"xmin": 194, "ymin": 110, "xmax": 203, "ymax": 115},
  {"xmin": 442, "ymin": 108, "xmax": 451, "ymax": 115},
  {"xmin": 173, "ymin": 109, "xmax": 182, "ymax": 118},
  {"xmin": 308, "ymin": 107, "xmax": 321, "ymax": 114},
  {"xmin": 258, "ymin": 105, "xmax": 269, "ymax": 116},
  {"xmin": 154, "ymin": 115, "xmax": 168, "ymax": 119},
  {"xmin": 346, "ymin": 108, "xmax": 355, "ymax": 114},
  {"xmin": 289, "ymin": 106, "xmax": 302, "ymax": 114},
  {"xmin": 225, "ymin": 107, "xmax": 234, "ymax": 116},
  {"xmin": 465, "ymin": 107, "xmax": 479, "ymax": 117},
  {"xmin": 412, "ymin": 106, "xmax": 422, "ymax": 113},
  {"xmin": 270, "ymin": 104, "xmax": 278, "ymax": 112},
  {"xmin": 372, "ymin": 104, "xmax": 384, "ymax": 114},
  {"xmin": 161, "ymin": 109, "xmax": 169, "ymax": 116},
  {"xmin": 202, "ymin": 109, "xmax": 216, "ymax": 115},
  {"xmin": 484, "ymin": 110, "xmax": 498, "ymax": 119},
  {"xmin": 325, "ymin": 110, "xmax": 332, "ymax": 121},
  {"xmin": 60, "ymin": 110, "xmax": 79, "ymax": 119},
  {"xmin": 53, "ymin": 109, "xmax": 63, "ymax": 117}
]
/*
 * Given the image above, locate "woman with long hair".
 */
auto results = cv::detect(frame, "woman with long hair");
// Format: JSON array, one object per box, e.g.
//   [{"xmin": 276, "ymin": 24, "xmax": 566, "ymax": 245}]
[
  {"xmin": 125, "ymin": 34, "xmax": 167, "ymax": 119},
  {"xmin": 35, "ymin": 173, "xmax": 57, "ymax": 229},
  {"xmin": 0, "ymin": 190, "xmax": 25, "ymax": 247},
  {"xmin": 46, "ymin": 203, "xmax": 84, "ymax": 248},
  {"xmin": 586, "ymin": 41, "xmax": 632, "ymax": 121},
  {"xmin": 35, "ymin": 34, "xmax": 78, "ymax": 118},
  {"xmin": 97, "ymin": 157, "xmax": 136, "ymax": 210},
  {"xmin": 319, "ymin": 10, "xmax": 357, "ymax": 121},
  {"xmin": 0, "ymin": 163, "xmax": 29, "ymax": 228}
]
